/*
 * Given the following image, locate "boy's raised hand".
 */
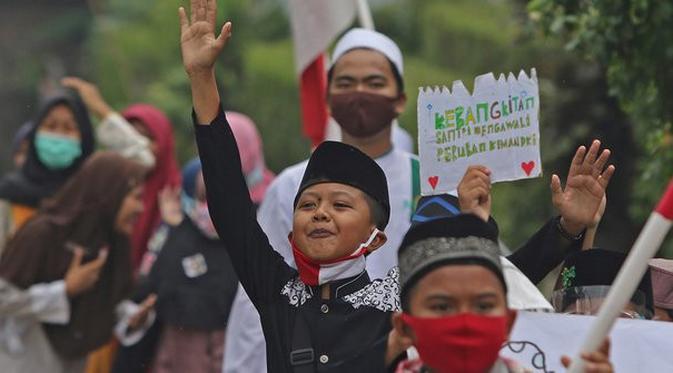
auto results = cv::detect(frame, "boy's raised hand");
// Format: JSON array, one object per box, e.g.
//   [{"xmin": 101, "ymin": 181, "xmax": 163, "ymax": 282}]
[
  {"xmin": 457, "ymin": 165, "xmax": 492, "ymax": 222},
  {"xmin": 179, "ymin": 0, "xmax": 232, "ymax": 77},
  {"xmin": 551, "ymin": 140, "xmax": 615, "ymax": 236},
  {"xmin": 179, "ymin": 0, "xmax": 231, "ymax": 123}
]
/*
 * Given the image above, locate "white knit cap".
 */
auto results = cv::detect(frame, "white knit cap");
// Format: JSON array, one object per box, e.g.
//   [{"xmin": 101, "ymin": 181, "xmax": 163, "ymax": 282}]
[{"xmin": 330, "ymin": 28, "xmax": 404, "ymax": 74}]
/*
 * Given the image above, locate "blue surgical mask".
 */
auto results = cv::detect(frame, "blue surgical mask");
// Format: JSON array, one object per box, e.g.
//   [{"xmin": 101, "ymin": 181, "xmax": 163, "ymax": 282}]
[{"xmin": 34, "ymin": 132, "xmax": 82, "ymax": 170}]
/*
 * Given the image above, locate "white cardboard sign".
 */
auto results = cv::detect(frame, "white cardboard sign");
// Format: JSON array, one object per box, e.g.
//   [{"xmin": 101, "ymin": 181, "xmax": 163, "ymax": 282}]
[
  {"xmin": 417, "ymin": 69, "xmax": 542, "ymax": 195},
  {"xmin": 501, "ymin": 311, "xmax": 673, "ymax": 372}
]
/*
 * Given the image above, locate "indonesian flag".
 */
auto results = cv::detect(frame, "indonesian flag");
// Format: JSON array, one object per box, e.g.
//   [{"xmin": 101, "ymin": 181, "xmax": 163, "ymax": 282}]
[
  {"xmin": 567, "ymin": 179, "xmax": 673, "ymax": 372},
  {"xmin": 288, "ymin": 0, "xmax": 357, "ymax": 147}
]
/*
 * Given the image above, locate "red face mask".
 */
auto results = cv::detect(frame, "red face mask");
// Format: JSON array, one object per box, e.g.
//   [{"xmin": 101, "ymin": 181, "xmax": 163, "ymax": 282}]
[
  {"xmin": 401, "ymin": 313, "xmax": 508, "ymax": 373},
  {"xmin": 289, "ymin": 229, "xmax": 379, "ymax": 286}
]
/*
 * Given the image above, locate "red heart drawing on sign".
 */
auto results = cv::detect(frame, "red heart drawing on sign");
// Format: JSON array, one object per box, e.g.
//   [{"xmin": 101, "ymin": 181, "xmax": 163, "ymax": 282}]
[
  {"xmin": 428, "ymin": 176, "xmax": 439, "ymax": 190},
  {"xmin": 521, "ymin": 161, "xmax": 535, "ymax": 176}
]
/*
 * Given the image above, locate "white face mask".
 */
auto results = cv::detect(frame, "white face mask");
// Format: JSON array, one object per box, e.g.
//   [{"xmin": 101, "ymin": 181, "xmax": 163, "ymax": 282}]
[{"xmin": 291, "ymin": 229, "xmax": 381, "ymax": 286}]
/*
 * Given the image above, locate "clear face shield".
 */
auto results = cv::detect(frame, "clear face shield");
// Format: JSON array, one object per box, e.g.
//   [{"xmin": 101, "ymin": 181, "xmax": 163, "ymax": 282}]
[{"xmin": 552, "ymin": 285, "xmax": 652, "ymax": 320}]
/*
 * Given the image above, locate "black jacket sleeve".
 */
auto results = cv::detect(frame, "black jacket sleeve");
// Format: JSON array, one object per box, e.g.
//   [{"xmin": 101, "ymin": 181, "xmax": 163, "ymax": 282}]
[
  {"xmin": 193, "ymin": 107, "xmax": 294, "ymax": 308},
  {"xmin": 506, "ymin": 216, "xmax": 582, "ymax": 284}
]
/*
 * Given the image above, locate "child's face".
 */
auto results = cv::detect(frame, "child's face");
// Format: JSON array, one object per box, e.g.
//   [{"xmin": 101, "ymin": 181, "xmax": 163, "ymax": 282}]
[
  {"xmin": 292, "ymin": 182, "xmax": 379, "ymax": 261},
  {"xmin": 392, "ymin": 264, "xmax": 516, "ymax": 372},
  {"xmin": 407, "ymin": 265, "xmax": 508, "ymax": 318}
]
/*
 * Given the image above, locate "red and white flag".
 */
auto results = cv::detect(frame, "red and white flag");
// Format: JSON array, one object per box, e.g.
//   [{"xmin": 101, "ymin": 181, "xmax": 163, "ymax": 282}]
[{"xmin": 288, "ymin": 0, "xmax": 357, "ymax": 147}]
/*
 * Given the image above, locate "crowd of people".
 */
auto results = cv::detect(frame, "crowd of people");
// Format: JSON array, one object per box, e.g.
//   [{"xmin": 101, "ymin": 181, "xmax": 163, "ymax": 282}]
[{"xmin": 1, "ymin": 0, "xmax": 672, "ymax": 372}]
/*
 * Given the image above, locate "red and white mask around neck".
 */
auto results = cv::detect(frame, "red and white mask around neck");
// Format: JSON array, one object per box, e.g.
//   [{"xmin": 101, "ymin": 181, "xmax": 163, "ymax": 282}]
[{"xmin": 290, "ymin": 229, "xmax": 380, "ymax": 287}]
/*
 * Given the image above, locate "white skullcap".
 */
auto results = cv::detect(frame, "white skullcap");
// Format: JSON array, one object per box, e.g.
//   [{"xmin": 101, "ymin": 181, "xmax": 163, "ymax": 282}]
[{"xmin": 330, "ymin": 28, "xmax": 404, "ymax": 75}]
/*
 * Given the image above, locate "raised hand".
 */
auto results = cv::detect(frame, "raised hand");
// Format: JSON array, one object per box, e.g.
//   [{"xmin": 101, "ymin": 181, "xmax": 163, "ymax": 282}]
[
  {"xmin": 159, "ymin": 186, "xmax": 184, "ymax": 226},
  {"xmin": 179, "ymin": 0, "xmax": 231, "ymax": 123},
  {"xmin": 61, "ymin": 77, "xmax": 113, "ymax": 119},
  {"xmin": 64, "ymin": 245, "xmax": 108, "ymax": 297},
  {"xmin": 457, "ymin": 165, "xmax": 492, "ymax": 222},
  {"xmin": 551, "ymin": 140, "xmax": 615, "ymax": 236},
  {"xmin": 179, "ymin": 0, "xmax": 232, "ymax": 77}
]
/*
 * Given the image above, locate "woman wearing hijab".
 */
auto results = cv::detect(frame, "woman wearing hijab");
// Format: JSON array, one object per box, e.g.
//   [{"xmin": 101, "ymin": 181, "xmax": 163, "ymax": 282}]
[
  {"xmin": 59, "ymin": 77, "xmax": 180, "ymax": 373},
  {"xmin": 121, "ymin": 104, "xmax": 181, "ymax": 269},
  {"xmin": 112, "ymin": 111, "xmax": 274, "ymax": 373},
  {"xmin": 0, "ymin": 152, "xmax": 147, "ymax": 373},
  {"xmin": 93, "ymin": 104, "xmax": 180, "ymax": 373},
  {"xmin": 61, "ymin": 77, "xmax": 181, "ymax": 269},
  {"xmin": 1, "ymin": 80, "xmax": 158, "ymax": 258},
  {"xmin": 126, "ymin": 159, "xmax": 238, "ymax": 373},
  {"xmin": 0, "ymin": 95, "xmax": 95, "ymax": 256}
]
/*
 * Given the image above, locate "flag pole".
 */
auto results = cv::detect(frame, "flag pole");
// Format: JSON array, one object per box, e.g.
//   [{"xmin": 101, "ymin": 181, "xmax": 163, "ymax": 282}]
[
  {"xmin": 567, "ymin": 179, "xmax": 673, "ymax": 372},
  {"xmin": 356, "ymin": 0, "xmax": 375, "ymax": 30}
]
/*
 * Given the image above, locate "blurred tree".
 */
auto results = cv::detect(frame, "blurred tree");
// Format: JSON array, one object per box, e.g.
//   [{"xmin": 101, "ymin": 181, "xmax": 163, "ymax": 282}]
[
  {"xmin": 528, "ymin": 0, "xmax": 673, "ymax": 255},
  {"xmin": 375, "ymin": 0, "xmax": 639, "ymax": 256},
  {"xmin": 84, "ymin": 0, "xmax": 310, "ymax": 169}
]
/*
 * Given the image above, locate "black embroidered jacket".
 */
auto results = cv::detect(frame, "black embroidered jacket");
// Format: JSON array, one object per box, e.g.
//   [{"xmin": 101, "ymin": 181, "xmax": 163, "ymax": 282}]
[{"xmin": 194, "ymin": 108, "xmax": 396, "ymax": 373}]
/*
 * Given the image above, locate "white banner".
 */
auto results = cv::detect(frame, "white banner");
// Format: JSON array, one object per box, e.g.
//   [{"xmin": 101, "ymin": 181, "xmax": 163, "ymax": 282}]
[
  {"xmin": 417, "ymin": 69, "xmax": 542, "ymax": 195},
  {"xmin": 501, "ymin": 311, "xmax": 673, "ymax": 372}
]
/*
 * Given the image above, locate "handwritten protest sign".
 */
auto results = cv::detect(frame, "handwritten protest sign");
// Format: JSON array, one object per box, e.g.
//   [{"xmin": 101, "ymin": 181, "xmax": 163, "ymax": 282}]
[
  {"xmin": 417, "ymin": 69, "xmax": 542, "ymax": 195},
  {"xmin": 501, "ymin": 311, "xmax": 673, "ymax": 372}
]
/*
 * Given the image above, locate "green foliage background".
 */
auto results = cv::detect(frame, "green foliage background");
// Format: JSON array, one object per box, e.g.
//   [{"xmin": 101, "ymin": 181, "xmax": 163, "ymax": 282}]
[
  {"xmin": 528, "ymin": 0, "xmax": 673, "ymax": 255},
  {"xmin": 2, "ymin": 0, "xmax": 671, "ymax": 262}
]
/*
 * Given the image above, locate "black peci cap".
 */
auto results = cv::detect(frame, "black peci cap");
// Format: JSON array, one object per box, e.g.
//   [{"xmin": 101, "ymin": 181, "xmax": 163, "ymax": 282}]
[{"xmin": 293, "ymin": 141, "xmax": 390, "ymax": 229}]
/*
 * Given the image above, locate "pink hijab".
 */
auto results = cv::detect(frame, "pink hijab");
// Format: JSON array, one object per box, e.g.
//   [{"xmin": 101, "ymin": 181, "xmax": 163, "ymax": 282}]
[
  {"xmin": 123, "ymin": 104, "xmax": 181, "ymax": 268},
  {"xmin": 226, "ymin": 111, "xmax": 274, "ymax": 204}
]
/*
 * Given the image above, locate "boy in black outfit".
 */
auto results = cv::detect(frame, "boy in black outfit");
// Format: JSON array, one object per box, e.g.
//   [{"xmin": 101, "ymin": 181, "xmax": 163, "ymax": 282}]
[{"xmin": 181, "ymin": 1, "xmax": 397, "ymax": 371}]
